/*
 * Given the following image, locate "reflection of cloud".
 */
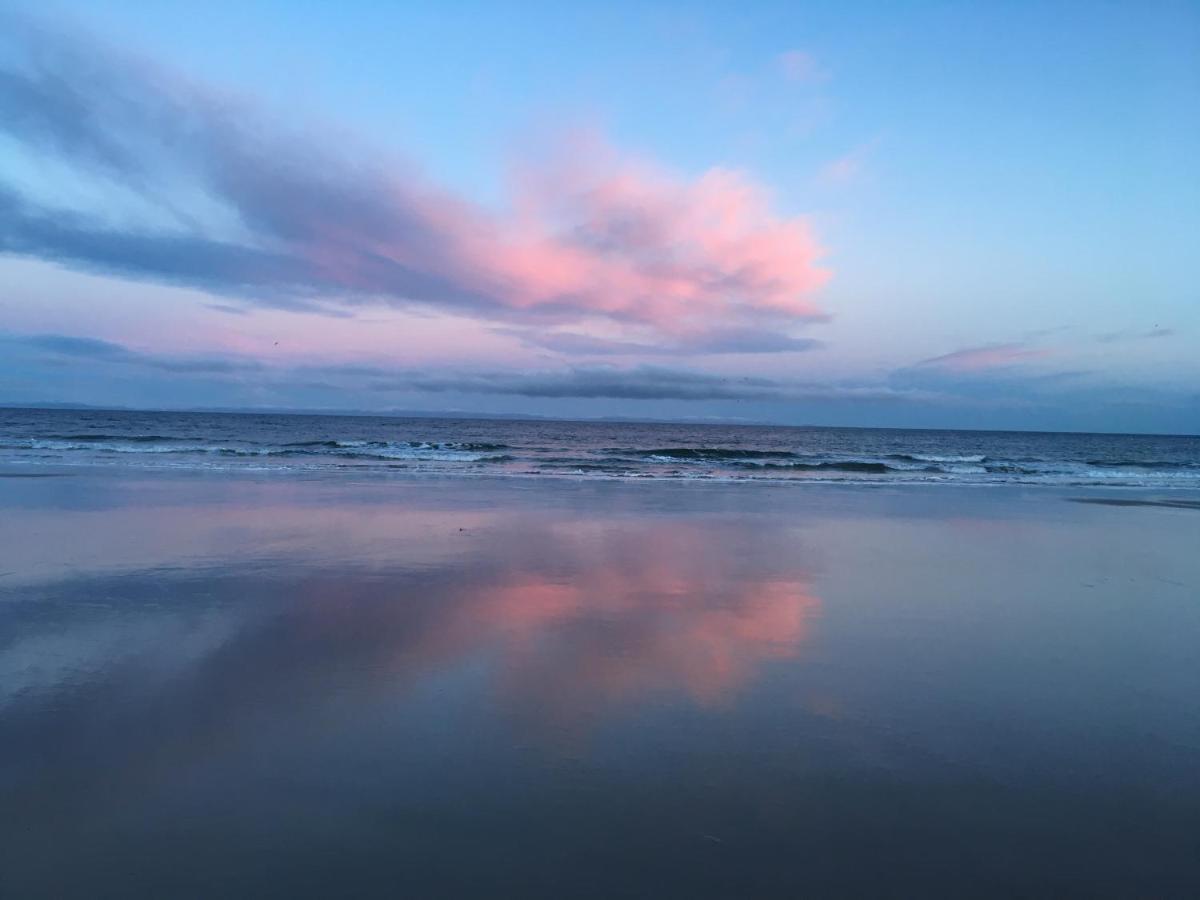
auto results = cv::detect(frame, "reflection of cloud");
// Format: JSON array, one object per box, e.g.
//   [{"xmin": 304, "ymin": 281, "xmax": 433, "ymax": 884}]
[
  {"xmin": 0, "ymin": 495, "xmax": 820, "ymax": 780},
  {"xmin": 1, "ymin": 499, "xmax": 823, "ymax": 877},
  {"xmin": 271, "ymin": 520, "xmax": 820, "ymax": 735},
  {"xmin": 442, "ymin": 526, "xmax": 818, "ymax": 730},
  {"xmin": 493, "ymin": 576, "xmax": 814, "ymax": 733}
]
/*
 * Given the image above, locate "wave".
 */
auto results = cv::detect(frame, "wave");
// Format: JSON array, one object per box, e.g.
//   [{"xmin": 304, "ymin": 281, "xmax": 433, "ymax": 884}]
[
  {"xmin": 984, "ymin": 464, "xmax": 1039, "ymax": 475},
  {"xmin": 759, "ymin": 461, "xmax": 900, "ymax": 474},
  {"xmin": 625, "ymin": 447, "xmax": 799, "ymax": 461},
  {"xmin": 282, "ymin": 439, "xmax": 510, "ymax": 453},
  {"xmin": 44, "ymin": 433, "xmax": 174, "ymax": 443},
  {"xmin": 25, "ymin": 440, "xmax": 222, "ymax": 454},
  {"xmin": 1084, "ymin": 459, "xmax": 1198, "ymax": 470},
  {"xmin": 278, "ymin": 444, "xmax": 508, "ymax": 463},
  {"xmin": 536, "ymin": 461, "xmax": 637, "ymax": 472},
  {"xmin": 282, "ymin": 440, "xmax": 349, "ymax": 448},
  {"xmin": 3, "ymin": 416, "xmax": 1197, "ymax": 488},
  {"xmin": 5, "ymin": 438, "xmax": 512, "ymax": 464},
  {"xmin": 890, "ymin": 453, "xmax": 986, "ymax": 464}
]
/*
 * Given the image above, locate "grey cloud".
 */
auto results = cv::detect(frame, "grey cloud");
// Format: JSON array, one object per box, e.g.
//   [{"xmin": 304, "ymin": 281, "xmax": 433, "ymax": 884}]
[
  {"xmin": 23, "ymin": 334, "xmax": 134, "ymax": 361},
  {"xmin": 0, "ymin": 15, "xmax": 526, "ymax": 314},
  {"xmin": 375, "ymin": 366, "xmax": 929, "ymax": 403},
  {"xmin": 2, "ymin": 332, "xmax": 919, "ymax": 406},
  {"xmin": 498, "ymin": 327, "xmax": 824, "ymax": 356},
  {"xmin": 690, "ymin": 328, "xmax": 824, "ymax": 354},
  {"xmin": 494, "ymin": 330, "xmax": 663, "ymax": 357},
  {"xmin": 908, "ymin": 342, "xmax": 1049, "ymax": 371},
  {"xmin": 6, "ymin": 332, "xmax": 1195, "ymax": 432},
  {"xmin": 0, "ymin": 182, "xmax": 479, "ymax": 316},
  {"xmin": 6, "ymin": 332, "xmax": 263, "ymax": 375},
  {"xmin": 887, "ymin": 351, "xmax": 1198, "ymax": 425},
  {"xmin": 1096, "ymin": 327, "xmax": 1176, "ymax": 344}
]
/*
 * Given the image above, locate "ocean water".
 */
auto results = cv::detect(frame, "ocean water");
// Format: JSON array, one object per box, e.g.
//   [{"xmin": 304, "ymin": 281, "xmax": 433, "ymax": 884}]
[{"xmin": 1, "ymin": 407, "xmax": 1198, "ymax": 487}]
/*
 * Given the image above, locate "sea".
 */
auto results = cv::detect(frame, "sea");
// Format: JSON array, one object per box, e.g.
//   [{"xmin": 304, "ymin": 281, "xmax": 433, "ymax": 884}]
[{"xmin": 1, "ymin": 407, "xmax": 1198, "ymax": 488}]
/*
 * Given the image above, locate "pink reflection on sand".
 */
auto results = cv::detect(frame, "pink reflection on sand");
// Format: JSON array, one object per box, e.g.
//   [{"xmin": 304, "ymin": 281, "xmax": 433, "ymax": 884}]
[
  {"xmin": 2, "ymin": 483, "xmax": 820, "ymax": 742},
  {"xmin": 375, "ymin": 519, "xmax": 821, "ymax": 733}
]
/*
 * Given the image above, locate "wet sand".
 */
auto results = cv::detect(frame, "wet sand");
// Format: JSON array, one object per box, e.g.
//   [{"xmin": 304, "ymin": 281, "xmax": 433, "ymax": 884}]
[{"xmin": 2, "ymin": 468, "xmax": 1198, "ymax": 898}]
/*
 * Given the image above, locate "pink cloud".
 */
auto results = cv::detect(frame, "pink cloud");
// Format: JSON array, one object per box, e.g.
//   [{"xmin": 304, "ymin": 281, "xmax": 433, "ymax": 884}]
[
  {"xmin": 916, "ymin": 343, "xmax": 1054, "ymax": 373},
  {"xmin": 283, "ymin": 134, "xmax": 831, "ymax": 333},
  {"xmin": 466, "ymin": 137, "xmax": 830, "ymax": 329},
  {"xmin": 1, "ymin": 15, "xmax": 832, "ymax": 341}
]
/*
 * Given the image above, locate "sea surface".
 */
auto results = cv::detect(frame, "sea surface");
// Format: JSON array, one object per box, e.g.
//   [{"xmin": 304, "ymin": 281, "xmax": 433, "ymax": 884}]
[{"xmin": 2, "ymin": 407, "xmax": 1198, "ymax": 487}]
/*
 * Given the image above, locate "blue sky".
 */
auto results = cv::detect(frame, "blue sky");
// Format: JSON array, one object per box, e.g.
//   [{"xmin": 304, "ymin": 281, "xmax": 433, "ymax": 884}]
[{"xmin": 1, "ymin": 0, "xmax": 1197, "ymax": 431}]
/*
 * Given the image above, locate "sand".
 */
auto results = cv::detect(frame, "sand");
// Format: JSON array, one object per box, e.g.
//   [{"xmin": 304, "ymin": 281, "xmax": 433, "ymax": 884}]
[{"xmin": 2, "ymin": 467, "xmax": 1198, "ymax": 897}]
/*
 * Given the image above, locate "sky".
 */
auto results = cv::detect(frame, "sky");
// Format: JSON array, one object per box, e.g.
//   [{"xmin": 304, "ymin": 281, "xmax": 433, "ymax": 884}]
[{"xmin": 0, "ymin": 0, "xmax": 1197, "ymax": 432}]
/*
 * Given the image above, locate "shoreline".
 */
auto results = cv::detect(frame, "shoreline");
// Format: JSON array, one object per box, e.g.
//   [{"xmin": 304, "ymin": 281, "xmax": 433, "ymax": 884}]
[{"xmin": 5, "ymin": 459, "xmax": 1200, "ymax": 496}]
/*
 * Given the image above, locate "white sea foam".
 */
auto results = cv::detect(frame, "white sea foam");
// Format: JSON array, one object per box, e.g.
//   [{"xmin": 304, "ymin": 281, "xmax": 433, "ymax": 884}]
[{"xmin": 908, "ymin": 453, "xmax": 986, "ymax": 463}]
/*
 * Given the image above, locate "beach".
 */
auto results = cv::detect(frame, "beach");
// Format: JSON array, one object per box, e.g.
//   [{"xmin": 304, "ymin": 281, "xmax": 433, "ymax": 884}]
[
  {"xmin": 2, "ymin": 465, "xmax": 1198, "ymax": 897},
  {"xmin": 4, "ymin": 0, "xmax": 1197, "ymax": 893}
]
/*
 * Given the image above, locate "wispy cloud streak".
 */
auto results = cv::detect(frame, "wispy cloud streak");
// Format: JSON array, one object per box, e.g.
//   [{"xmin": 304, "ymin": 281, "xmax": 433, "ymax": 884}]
[
  {"xmin": 377, "ymin": 366, "xmax": 930, "ymax": 403},
  {"xmin": 912, "ymin": 343, "xmax": 1052, "ymax": 373},
  {"xmin": 1, "ymin": 332, "xmax": 915, "ymax": 404},
  {"xmin": 496, "ymin": 326, "xmax": 824, "ymax": 356},
  {"xmin": 7, "ymin": 333, "xmax": 263, "ymax": 374},
  {"xmin": 1096, "ymin": 327, "xmax": 1175, "ymax": 343}
]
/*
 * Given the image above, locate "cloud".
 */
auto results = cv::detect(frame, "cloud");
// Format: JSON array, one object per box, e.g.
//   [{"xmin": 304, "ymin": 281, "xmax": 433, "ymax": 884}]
[
  {"xmin": 0, "ymin": 12, "xmax": 830, "ymax": 337},
  {"xmin": 205, "ymin": 303, "xmax": 251, "ymax": 316},
  {"xmin": 22, "ymin": 334, "xmax": 136, "ymax": 362},
  {"xmin": 816, "ymin": 140, "xmax": 876, "ymax": 187},
  {"xmin": 1096, "ymin": 327, "xmax": 1175, "ymax": 343},
  {"xmin": 1, "ymin": 332, "xmax": 908, "ymax": 405},
  {"xmin": 888, "ymin": 349, "xmax": 1200, "ymax": 432},
  {"xmin": 777, "ymin": 50, "xmax": 828, "ymax": 84},
  {"xmin": 817, "ymin": 153, "xmax": 863, "ymax": 185},
  {"xmin": 5, "ymin": 332, "xmax": 263, "ymax": 375},
  {"xmin": 11, "ymin": 332, "xmax": 1194, "ymax": 432},
  {"xmin": 376, "ymin": 365, "xmax": 929, "ymax": 403},
  {"xmin": 497, "ymin": 326, "xmax": 824, "ymax": 356},
  {"xmin": 911, "ymin": 343, "xmax": 1052, "ymax": 373}
]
